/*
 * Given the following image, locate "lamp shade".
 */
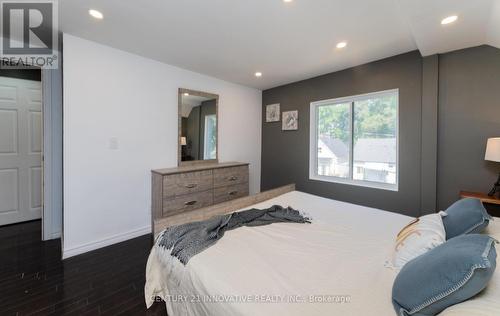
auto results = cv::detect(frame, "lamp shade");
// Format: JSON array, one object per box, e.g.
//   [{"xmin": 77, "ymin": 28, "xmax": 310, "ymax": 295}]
[
  {"xmin": 180, "ymin": 137, "xmax": 187, "ymax": 146},
  {"xmin": 485, "ymin": 138, "xmax": 500, "ymax": 162}
]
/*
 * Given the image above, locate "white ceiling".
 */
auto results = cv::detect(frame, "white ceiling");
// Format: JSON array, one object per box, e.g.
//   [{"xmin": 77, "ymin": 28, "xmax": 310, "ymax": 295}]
[
  {"xmin": 181, "ymin": 94, "xmax": 213, "ymax": 118},
  {"xmin": 182, "ymin": 94, "xmax": 212, "ymax": 108},
  {"xmin": 60, "ymin": 0, "xmax": 500, "ymax": 90}
]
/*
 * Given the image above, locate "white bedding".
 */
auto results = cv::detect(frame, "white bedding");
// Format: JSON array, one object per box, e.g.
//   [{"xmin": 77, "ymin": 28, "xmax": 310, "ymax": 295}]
[{"xmin": 145, "ymin": 191, "xmax": 500, "ymax": 316}]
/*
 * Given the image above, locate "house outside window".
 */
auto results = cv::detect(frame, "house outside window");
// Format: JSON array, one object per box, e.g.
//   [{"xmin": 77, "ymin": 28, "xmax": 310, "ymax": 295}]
[{"xmin": 309, "ymin": 89, "xmax": 399, "ymax": 191}]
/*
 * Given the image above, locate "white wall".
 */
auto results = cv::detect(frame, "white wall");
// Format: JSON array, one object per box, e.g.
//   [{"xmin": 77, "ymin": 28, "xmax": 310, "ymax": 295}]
[{"xmin": 62, "ymin": 34, "xmax": 262, "ymax": 258}]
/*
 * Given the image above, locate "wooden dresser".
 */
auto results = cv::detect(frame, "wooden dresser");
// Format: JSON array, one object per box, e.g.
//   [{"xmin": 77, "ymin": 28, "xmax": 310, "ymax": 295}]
[{"xmin": 151, "ymin": 162, "xmax": 249, "ymax": 222}]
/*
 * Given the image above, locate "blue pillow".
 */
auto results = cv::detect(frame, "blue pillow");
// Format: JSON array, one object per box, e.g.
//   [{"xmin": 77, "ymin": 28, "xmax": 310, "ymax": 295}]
[
  {"xmin": 392, "ymin": 234, "xmax": 497, "ymax": 316},
  {"xmin": 442, "ymin": 198, "xmax": 492, "ymax": 239}
]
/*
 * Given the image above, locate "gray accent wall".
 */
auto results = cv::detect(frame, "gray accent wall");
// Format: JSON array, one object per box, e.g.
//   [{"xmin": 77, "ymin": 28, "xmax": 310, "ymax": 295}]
[
  {"xmin": 261, "ymin": 46, "xmax": 500, "ymax": 217},
  {"xmin": 185, "ymin": 100, "xmax": 217, "ymax": 160},
  {"xmin": 420, "ymin": 55, "xmax": 439, "ymax": 214},
  {"xmin": 186, "ymin": 106, "xmax": 201, "ymax": 159},
  {"xmin": 262, "ymin": 51, "xmax": 424, "ymax": 217},
  {"xmin": 437, "ymin": 46, "xmax": 500, "ymax": 211}
]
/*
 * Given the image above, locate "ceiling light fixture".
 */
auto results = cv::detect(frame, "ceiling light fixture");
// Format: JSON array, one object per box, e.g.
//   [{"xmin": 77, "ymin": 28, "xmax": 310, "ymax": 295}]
[
  {"xmin": 183, "ymin": 92, "xmax": 189, "ymax": 96},
  {"xmin": 336, "ymin": 41, "xmax": 347, "ymax": 49},
  {"xmin": 441, "ymin": 15, "xmax": 458, "ymax": 25},
  {"xmin": 255, "ymin": 72, "xmax": 262, "ymax": 77},
  {"xmin": 283, "ymin": 0, "xmax": 293, "ymax": 3},
  {"xmin": 89, "ymin": 9, "xmax": 104, "ymax": 19}
]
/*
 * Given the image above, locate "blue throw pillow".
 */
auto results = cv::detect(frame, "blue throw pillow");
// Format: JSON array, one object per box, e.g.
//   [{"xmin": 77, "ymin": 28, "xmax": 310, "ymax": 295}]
[
  {"xmin": 392, "ymin": 234, "xmax": 497, "ymax": 316},
  {"xmin": 442, "ymin": 198, "xmax": 492, "ymax": 239}
]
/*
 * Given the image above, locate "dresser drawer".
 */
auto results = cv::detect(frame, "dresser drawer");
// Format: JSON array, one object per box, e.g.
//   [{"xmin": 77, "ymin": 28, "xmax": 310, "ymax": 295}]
[
  {"xmin": 163, "ymin": 170, "xmax": 213, "ymax": 198},
  {"xmin": 213, "ymin": 182, "xmax": 249, "ymax": 204},
  {"xmin": 213, "ymin": 165, "xmax": 248, "ymax": 188},
  {"xmin": 163, "ymin": 190, "xmax": 213, "ymax": 217}
]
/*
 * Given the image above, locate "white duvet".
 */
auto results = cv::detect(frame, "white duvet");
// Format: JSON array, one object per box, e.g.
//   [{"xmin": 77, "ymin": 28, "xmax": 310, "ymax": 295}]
[{"xmin": 145, "ymin": 191, "xmax": 500, "ymax": 316}]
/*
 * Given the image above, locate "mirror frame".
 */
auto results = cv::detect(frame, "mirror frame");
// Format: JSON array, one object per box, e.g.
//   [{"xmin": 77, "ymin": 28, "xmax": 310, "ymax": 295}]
[{"xmin": 178, "ymin": 88, "xmax": 219, "ymax": 166}]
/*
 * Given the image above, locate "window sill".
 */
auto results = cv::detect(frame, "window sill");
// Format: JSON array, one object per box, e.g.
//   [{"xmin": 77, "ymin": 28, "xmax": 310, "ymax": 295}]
[{"xmin": 309, "ymin": 174, "xmax": 399, "ymax": 192}]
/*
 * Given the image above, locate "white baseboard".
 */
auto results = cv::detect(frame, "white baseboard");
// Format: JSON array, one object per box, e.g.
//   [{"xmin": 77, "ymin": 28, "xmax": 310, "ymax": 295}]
[{"xmin": 62, "ymin": 226, "xmax": 151, "ymax": 259}]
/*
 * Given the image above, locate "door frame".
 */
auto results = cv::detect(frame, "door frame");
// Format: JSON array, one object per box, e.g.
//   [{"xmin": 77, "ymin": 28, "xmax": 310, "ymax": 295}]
[
  {"xmin": 41, "ymin": 68, "xmax": 63, "ymax": 241},
  {"xmin": 0, "ymin": 63, "xmax": 62, "ymax": 240}
]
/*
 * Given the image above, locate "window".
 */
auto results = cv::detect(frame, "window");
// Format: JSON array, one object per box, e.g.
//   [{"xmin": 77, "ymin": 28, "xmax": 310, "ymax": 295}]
[
  {"xmin": 309, "ymin": 89, "xmax": 398, "ymax": 191},
  {"xmin": 203, "ymin": 114, "xmax": 217, "ymax": 159}
]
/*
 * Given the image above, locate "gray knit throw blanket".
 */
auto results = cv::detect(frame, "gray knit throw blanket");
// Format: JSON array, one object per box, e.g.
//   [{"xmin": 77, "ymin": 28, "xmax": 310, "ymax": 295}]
[{"xmin": 157, "ymin": 205, "xmax": 311, "ymax": 265}]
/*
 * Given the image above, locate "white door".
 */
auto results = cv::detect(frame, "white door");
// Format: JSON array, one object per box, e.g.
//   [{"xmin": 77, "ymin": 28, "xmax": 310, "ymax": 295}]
[{"xmin": 0, "ymin": 77, "xmax": 42, "ymax": 226}]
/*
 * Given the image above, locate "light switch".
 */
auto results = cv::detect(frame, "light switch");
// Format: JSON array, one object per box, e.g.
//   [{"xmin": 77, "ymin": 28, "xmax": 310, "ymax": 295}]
[{"xmin": 109, "ymin": 137, "xmax": 119, "ymax": 150}]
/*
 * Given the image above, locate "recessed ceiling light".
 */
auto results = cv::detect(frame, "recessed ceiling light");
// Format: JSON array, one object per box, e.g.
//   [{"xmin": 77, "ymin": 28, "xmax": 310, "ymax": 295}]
[
  {"xmin": 255, "ymin": 72, "xmax": 262, "ymax": 77},
  {"xmin": 183, "ymin": 92, "xmax": 189, "ymax": 96},
  {"xmin": 336, "ymin": 41, "xmax": 347, "ymax": 49},
  {"xmin": 89, "ymin": 9, "xmax": 103, "ymax": 19},
  {"xmin": 441, "ymin": 15, "xmax": 458, "ymax": 25},
  {"xmin": 283, "ymin": 0, "xmax": 293, "ymax": 3}
]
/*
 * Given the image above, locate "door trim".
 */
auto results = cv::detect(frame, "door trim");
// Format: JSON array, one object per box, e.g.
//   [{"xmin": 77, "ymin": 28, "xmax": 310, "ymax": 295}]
[{"xmin": 42, "ymin": 68, "xmax": 63, "ymax": 241}]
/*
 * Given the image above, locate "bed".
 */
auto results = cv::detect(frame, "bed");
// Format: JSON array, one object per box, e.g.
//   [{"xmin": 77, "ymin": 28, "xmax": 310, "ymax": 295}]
[{"xmin": 145, "ymin": 188, "xmax": 500, "ymax": 316}]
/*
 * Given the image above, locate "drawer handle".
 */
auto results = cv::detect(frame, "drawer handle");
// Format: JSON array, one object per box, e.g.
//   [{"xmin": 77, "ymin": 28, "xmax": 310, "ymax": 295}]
[
  {"xmin": 184, "ymin": 200, "xmax": 197, "ymax": 206},
  {"xmin": 228, "ymin": 176, "xmax": 238, "ymax": 181},
  {"xmin": 228, "ymin": 191, "xmax": 238, "ymax": 196},
  {"xmin": 184, "ymin": 183, "xmax": 198, "ymax": 189}
]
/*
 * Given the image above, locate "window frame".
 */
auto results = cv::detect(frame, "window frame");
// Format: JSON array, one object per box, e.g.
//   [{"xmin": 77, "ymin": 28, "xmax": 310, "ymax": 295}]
[
  {"xmin": 309, "ymin": 89, "xmax": 399, "ymax": 191},
  {"xmin": 203, "ymin": 114, "xmax": 217, "ymax": 160}
]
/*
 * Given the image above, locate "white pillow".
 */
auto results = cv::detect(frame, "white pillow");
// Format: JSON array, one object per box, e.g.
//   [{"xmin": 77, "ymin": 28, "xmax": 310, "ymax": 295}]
[{"xmin": 387, "ymin": 212, "xmax": 446, "ymax": 270}]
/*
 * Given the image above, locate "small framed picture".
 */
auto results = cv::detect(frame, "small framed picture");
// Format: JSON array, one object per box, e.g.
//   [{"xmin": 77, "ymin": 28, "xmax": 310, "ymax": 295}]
[
  {"xmin": 265, "ymin": 103, "xmax": 280, "ymax": 122},
  {"xmin": 282, "ymin": 110, "xmax": 298, "ymax": 131}
]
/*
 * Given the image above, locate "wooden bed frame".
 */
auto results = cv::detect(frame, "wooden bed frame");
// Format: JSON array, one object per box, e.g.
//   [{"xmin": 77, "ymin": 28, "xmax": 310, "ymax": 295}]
[{"xmin": 153, "ymin": 184, "xmax": 295, "ymax": 238}]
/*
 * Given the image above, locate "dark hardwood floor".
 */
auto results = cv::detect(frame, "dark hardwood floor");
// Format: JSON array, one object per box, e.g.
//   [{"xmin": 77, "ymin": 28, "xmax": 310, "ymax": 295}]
[{"xmin": 0, "ymin": 220, "xmax": 167, "ymax": 316}]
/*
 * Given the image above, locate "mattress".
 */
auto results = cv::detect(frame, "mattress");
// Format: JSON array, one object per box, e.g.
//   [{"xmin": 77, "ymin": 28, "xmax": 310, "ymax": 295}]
[{"xmin": 145, "ymin": 191, "xmax": 500, "ymax": 316}]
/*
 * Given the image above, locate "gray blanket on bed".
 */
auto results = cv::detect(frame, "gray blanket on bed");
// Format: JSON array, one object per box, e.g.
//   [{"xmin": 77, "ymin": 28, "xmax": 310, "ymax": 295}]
[{"xmin": 157, "ymin": 205, "xmax": 311, "ymax": 264}]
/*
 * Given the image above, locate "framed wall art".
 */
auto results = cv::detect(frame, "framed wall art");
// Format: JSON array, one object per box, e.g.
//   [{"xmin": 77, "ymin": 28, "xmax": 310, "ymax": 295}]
[
  {"xmin": 282, "ymin": 110, "xmax": 298, "ymax": 131},
  {"xmin": 265, "ymin": 103, "xmax": 280, "ymax": 122}
]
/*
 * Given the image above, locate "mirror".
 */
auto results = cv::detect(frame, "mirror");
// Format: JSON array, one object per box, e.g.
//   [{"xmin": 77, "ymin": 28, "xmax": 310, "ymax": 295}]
[{"xmin": 178, "ymin": 88, "xmax": 218, "ymax": 165}]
